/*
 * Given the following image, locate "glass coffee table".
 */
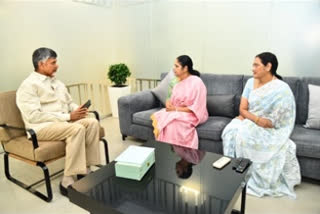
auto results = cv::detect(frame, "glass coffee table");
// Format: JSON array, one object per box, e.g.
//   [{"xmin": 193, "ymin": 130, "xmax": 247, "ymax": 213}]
[{"xmin": 68, "ymin": 140, "xmax": 251, "ymax": 214}]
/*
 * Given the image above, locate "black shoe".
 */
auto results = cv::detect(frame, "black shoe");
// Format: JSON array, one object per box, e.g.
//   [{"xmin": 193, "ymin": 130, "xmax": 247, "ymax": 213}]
[
  {"xmin": 77, "ymin": 174, "xmax": 85, "ymax": 180},
  {"xmin": 59, "ymin": 182, "xmax": 68, "ymax": 197}
]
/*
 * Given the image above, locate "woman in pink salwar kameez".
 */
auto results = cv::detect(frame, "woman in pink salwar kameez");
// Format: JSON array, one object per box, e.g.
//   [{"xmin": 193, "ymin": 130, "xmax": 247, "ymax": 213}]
[{"xmin": 151, "ymin": 55, "xmax": 208, "ymax": 149}]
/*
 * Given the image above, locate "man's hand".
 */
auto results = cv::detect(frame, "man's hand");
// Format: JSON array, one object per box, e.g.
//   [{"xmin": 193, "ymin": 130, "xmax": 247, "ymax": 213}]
[{"xmin": 70, "ymin": 106, "xmax": 88, "ymax": 121}]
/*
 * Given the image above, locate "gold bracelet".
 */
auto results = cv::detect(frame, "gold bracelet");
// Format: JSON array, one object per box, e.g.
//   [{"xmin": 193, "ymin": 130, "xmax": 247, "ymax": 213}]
[{"xmin": 255, "ymin": 117, "xmax": 260, "ymax": 124}]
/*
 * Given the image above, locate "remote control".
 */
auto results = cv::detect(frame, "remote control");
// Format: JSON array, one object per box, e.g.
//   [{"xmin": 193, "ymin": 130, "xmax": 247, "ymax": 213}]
[
  {"xmin": 212, "ymin": 156, "xmax": 231, "ymax": 169},
  {"xmin": 232, "ymin": 158, "xmax": 242, "ymax": 170},
  {"xmin": 235, "ymin": 158, "xmax": 251, "ymax": 173}
]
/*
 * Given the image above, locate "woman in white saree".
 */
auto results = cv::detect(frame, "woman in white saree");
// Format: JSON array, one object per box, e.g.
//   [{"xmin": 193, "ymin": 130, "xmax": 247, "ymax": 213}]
[{"xmin": 222, "ymin": 52, "xmax": 301, "ymax": 198}]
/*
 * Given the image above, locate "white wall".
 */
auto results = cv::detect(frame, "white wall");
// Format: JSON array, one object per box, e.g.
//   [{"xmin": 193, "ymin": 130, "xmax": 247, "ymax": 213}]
[
  {"xmin": 0, "ymin": 0, "xmax": 117, "ymax": 91},
  {"xmin": 147, "ymin": 0, "xmax": 320, "ymax": 78},
  {"xmin": 0, "ymin": 0, "xmax": 319, "ymax": 92}
]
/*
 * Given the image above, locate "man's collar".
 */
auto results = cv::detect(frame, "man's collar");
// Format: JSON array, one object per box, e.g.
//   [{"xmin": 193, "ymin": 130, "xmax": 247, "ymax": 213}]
[{"xmin": 32, "ymin": 71, "xmax": 55, "ymax": 82}]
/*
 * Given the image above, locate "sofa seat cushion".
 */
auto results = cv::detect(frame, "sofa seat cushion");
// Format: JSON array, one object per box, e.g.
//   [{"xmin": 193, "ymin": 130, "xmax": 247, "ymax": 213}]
[
  {"xmin": 4, "ymin": 136, "xmax": 66, "ymax": 162},
  {"xmin": 290, "ymin": 124, "xmax": 320, "ymax": 159},
  {"xmin": 133, "ymin": 108, "xmax": 162, "ymax": 127},
  {"xmin": 197, "ymin": 116, "xmax": 232, "ymax": 141}
]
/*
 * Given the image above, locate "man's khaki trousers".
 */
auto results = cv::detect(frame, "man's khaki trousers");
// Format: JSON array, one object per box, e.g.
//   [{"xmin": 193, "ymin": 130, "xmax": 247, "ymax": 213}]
[{"xmin": 37, "ymin": 118, "xmax": 101, "ymax": 176}]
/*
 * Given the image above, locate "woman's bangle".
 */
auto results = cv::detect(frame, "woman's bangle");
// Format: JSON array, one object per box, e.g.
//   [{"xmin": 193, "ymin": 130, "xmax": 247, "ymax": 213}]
[{"xmin": 255, "ymin": 116, "xmax": 260, "ymax": 124}]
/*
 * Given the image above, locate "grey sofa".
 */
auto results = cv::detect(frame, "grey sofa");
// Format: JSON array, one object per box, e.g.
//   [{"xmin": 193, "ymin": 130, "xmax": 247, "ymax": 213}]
[{"xmin": 118, "ymin": 73, "xmax": 320, "ymax": 180}]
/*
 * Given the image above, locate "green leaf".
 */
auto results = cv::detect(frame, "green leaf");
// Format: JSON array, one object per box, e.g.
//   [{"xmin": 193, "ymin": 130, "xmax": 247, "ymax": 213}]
[{"xmin": 107, "ymin": 63, "xmax": 131, "ymax": 86}]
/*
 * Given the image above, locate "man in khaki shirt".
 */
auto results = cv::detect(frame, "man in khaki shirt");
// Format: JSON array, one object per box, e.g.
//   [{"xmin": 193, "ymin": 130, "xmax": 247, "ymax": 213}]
[{"xmin": 16, "ymin": 47, "xmax": 101, "ymax": 196}]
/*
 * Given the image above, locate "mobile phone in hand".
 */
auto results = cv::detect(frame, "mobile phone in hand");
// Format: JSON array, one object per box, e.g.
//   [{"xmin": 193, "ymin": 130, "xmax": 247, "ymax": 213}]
[{"xmin": 81, "ymin": 100, "xmax": 91, "ymax": 109}]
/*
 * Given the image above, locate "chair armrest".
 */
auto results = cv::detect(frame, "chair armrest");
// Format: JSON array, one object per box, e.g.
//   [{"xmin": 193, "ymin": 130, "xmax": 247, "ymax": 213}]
[
  {"xmin": 0, "ymin": 124, "xmax": 24, "ymax": 131},
  {"xmin": 26, "ymin": 129, "xmax": 39, "ymax": 149},
  {"xmin": 0, "ymin": 124, "xmax": 39, "ymax": 150},
  {"xmin": 89, "ymin": 111, "xmax": 100, "ymax": 121},
  {"xmin": 118, "ymin": 90, "xmax": 160, "ymax": 136}
]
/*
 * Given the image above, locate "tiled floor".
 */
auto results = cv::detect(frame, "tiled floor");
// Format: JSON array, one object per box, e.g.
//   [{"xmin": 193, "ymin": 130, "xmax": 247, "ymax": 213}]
[{"xmin": 0, "ymin": 117, "xmax": 319, "ymax": 214}]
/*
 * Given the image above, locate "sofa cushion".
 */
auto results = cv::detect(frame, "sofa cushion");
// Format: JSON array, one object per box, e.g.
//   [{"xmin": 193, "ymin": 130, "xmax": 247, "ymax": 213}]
[
  {"xmin": 207, "ymin": 95, "xmax": 235, "ymax": 117},
  {"xmin": 201, "ymin": 74, "xmax": 243, "ymax": 117},
  {"xmin": 282, "ymin": 77, "xmax": 300, "ymax": 124},
  {"xmin": 297, "ymin": 77, "xmax": 320, "ymax": 124},
  {"xmin": 197, "ymin": 116, "xmax": 232, "ymax": 141},
  {"xmin": 282, "ymin": 77, "xmax": 300, "ymax": 100},
  {"xmin": 133, "ymin": 108, "xmax": 162, "ymax": 127},
  {"xmin": 290, "ymin": 124, "xmax": 320, "ymax": 159},
  {"xmin": 304, "ymin": 84, "xmax": 320, "ymax": 129},
  {"xmin": 152, "ymin": 70, "xmax": 174, "ymax": 105},
  {"xmin": 202, "ymin": 74, "xmax": 243, "ymax": 95}
]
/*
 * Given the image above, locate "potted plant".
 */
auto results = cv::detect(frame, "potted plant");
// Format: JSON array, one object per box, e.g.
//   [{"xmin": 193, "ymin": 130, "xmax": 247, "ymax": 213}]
[{"xmin": 107, "ymin": 63, "xmax": 131, "ymax": 117}]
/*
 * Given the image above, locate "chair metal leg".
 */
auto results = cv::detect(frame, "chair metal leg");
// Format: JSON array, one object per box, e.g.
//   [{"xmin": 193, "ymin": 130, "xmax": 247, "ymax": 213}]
[
  {"xmin": 101, "ymin": 138, "xmax": 109, "ymax": 164},
  {"xmin": 4, "ymin": 152, "xmax": 63, "ymax": 202},
  {"xmin": 122, "ymin": 134, "xmax": 127, "ymax": 141},
  {"xmin": 4, "ymin": 152, "xmax": 10, "ymax": 179},
  {"xmin": 36, "ymin": 162, "xmax": 53, "ymax": 202}
]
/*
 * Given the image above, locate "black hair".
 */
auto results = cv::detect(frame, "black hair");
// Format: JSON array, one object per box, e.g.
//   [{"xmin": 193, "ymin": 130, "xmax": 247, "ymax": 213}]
[
  {"xmin": 179, "ymin": 163, "xmax": 193, "ymax": 179},
  {"xmin": 256, "ymin": 52, "xmax": 282, "ymax": 80},
  {"xmin": 32, "ymin": 47, "xmax": 57, "ymax": 71},
  {"xmin": 176, "ymin": 55, "xmax": 200, "ymax": 77}
]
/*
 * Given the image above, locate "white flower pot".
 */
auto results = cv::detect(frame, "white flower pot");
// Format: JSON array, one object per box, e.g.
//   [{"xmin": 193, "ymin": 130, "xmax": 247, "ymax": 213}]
[{"xmin": 108, "ymin": 85, "xmax": 131, "ymax": 117}]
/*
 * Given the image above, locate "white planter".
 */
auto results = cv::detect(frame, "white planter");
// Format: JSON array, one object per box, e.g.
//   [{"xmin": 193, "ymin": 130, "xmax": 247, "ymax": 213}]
[{"xmin": 108, "ymin": 85, "xmax": 131, "ymax": 117}]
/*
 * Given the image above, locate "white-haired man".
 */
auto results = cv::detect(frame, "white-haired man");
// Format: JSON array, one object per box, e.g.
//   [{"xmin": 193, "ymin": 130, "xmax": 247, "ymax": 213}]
[{"xmin": 16, "ymin": 47, "xmax": 101, "ymax": 196}]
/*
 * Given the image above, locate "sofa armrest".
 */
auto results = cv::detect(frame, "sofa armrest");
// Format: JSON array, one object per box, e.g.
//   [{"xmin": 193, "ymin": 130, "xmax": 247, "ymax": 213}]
[{"xmin": 118, "ymin": 90, "xmax": 160, "ymax": 137}]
